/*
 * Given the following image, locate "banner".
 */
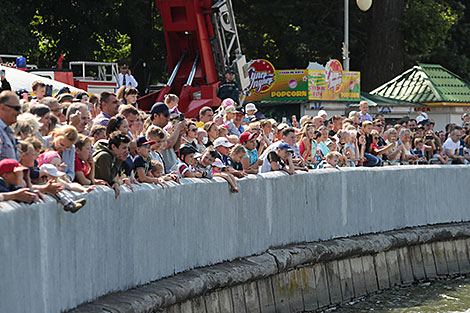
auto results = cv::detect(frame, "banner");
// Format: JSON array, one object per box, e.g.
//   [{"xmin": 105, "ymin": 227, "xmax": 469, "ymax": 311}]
[
  {"xmin": 245, "ymin": 59, "xmax": 308, "ymax": 102},
  {"xmin": 308, "ymin": 59, "xmax": 360, "ymax": 102},
  {"xmin": 244, "ymin": 59, "xmax": 360, "ymax": 102}
]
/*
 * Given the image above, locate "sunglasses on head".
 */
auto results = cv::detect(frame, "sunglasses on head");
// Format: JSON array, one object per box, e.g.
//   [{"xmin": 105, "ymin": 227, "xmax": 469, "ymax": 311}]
[{"xmin": 5, "ymin": 104, "xmax": 21, "ymax": 112}]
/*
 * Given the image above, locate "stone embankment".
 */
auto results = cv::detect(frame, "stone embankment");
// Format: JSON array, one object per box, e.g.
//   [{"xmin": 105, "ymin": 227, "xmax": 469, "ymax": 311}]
[{"xmin": 2, "ymin": 165, "xmax": 470, "ymax": 312}]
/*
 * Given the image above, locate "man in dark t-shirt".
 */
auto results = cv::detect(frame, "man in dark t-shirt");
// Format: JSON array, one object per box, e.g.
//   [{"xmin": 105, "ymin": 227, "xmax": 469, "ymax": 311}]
[{"xmin": 217, "ymin": 69, "xmax": 241, "ymax": 104}]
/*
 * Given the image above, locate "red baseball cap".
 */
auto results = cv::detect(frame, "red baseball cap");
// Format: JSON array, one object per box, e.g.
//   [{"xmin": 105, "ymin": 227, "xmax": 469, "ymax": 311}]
[
  {"xmin": 239, "ymin": 132, "xmax": 254, "ymax": 145},
  {"xmin": 0, "ymin": 159, "xmax": 28, "ymax": 175}
]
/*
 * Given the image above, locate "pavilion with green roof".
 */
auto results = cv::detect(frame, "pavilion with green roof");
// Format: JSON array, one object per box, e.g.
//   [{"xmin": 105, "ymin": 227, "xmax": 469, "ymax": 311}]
[
  {"xmin": 371, "ymin": 64, "xmax": 470, "ymax": 106},
  {"xmin": 369, "ymin": 64, "xmax": 470, "ymax": 128}
]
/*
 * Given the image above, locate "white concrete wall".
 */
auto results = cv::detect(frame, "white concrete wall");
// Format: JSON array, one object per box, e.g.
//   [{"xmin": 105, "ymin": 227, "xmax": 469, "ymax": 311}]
[{"xmin": 1, "ymin": 165, "xmax": 469, "ymax": 313}]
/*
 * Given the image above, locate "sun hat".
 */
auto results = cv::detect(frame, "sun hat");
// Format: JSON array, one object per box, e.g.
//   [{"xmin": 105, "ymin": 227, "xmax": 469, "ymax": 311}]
[
  {"xmin": 213, "ymin": 137, "xmax": 234, "ymax": 148},
  {"xmin": 39, "ymin": 164, "xmax": 66, "ymax": 177}
]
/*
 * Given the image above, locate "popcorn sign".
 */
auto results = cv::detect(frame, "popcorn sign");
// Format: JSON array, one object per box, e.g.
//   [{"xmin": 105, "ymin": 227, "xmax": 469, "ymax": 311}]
[{"xmin": 247, "ymin": 59, "xmax": 276, "ymax": 94}]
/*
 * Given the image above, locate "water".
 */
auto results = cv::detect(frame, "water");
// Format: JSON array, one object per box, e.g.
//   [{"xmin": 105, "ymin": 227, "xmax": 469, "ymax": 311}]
[{"xmin": 329, "ymin": 276, "xmax": 470, "ymax": 313}]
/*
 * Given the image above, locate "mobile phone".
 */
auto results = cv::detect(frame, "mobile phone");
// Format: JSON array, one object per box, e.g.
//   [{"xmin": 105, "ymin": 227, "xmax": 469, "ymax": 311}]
[
  {"xmin": 178, "ymin": 113, "xmax": 185, "ymax": 121},
  {"xmin": 0, "ymin": 70, "xmax": 5, "ymax": 78},
  {"xmin": 282, "ymin": 117, "xmax": 287, "ymax": 123},
  {"xmin": 45, "ymin": 85, "xmax": 53, "ymax": 97},
  {"xmin": 425, "ymin": 135, "xmax": 433, "ymax": 140}
]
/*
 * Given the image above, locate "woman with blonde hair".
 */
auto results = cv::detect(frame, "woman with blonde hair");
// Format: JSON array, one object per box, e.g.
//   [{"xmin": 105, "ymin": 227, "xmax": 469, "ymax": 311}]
[
  {"xmin": 12, "ymin": 113, "xmax": 43, "ymax": 141},
  {"xmin": 297, "ymin": 123, "xmax": 315, "ymax": 162},
  {"xmin": 44, "ymin": 125, "xmax": 79, "ymax": 181}
]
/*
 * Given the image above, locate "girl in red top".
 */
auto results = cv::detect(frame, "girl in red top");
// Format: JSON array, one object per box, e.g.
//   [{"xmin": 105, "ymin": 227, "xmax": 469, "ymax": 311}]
[{"xmin": 74, "ymin": 134, "xmax": 107, "ymax": 186}]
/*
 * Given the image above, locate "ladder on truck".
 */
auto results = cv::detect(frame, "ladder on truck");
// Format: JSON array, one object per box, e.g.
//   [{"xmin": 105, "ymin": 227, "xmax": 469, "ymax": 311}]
[{"xmin": 137, "ymin": 0, "xmax": 249, "ymax": 117}]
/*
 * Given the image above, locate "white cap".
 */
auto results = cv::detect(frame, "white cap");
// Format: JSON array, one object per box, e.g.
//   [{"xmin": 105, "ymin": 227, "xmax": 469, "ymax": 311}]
[
  {"xmin": 213, "ymin": 158, "xmax": 226, "ymax": 168},
  {"xmin": 245, "ymin": 103, "xmax": 257, "ymax": 113},
  {"xmin": 40, "ymin": 164, "xmax": 66, "ymax": 177},
  {"xmin": 416, "ymin": 115, "xmax": 425, "ymax": 123},
  {"xmin": 277, "ymin": 122, "xmax": 289, "ymax": 130},
  {"xmin": 213, "ymin": 137, "xmax": 234, "ymax": 148},
  {"xmin": 317, "ymin": 110, "xmax": 327, "ymax": 118}
]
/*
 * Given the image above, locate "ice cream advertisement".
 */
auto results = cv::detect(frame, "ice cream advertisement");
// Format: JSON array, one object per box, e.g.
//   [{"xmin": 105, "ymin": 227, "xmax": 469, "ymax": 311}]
[
  {"xmin": 244, "ymin": 59, "xmax": 360, "ymax": 102},
  {"xmin": 308, "ymin": 59, "xmax": 360, "ymax": 102}
]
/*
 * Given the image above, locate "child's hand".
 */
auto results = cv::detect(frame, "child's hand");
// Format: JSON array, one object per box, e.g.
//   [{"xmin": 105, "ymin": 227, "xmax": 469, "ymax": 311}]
[
  {"xmin": 44, "ymin": 180, "xmax": 63, "ymax": 194},
  {"xmin": 94, "ymin": 179, "xmax": 109, "ymax": 186},
  {"xmin": 85, "ymin": 185, "xmax": 96, "ymax": 193}
]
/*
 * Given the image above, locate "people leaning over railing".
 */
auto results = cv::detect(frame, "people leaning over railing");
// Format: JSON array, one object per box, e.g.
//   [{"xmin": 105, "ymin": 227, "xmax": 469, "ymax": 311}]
[{"xmin": 2, "ymin": 87, "xmax": 470, "ymax": 210}]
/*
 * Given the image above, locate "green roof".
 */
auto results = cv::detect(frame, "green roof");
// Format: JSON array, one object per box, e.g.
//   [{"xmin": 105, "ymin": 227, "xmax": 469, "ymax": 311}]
[
  {"xmin": 350, "ymin": 92, "xmax": 421, "ymax": 107},
  {"xmin": 371, "ymin": 64, "xmax": 470, "ymax": 103}
]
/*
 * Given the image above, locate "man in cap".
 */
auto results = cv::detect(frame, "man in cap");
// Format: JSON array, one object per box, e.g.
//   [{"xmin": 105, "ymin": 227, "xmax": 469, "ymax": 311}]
[
  {"xmin": 214, "ymin": 137, "xmax": 245, "ymax": 178},
  {"xmin": 226, "ymin": 108, "xmax": 245, "ymax": 137},
  {"xmin": 150, "ymin": 102, "xmax": 187, "ymax": 172},
  {"xmin": 259, "ymin": 142, "xmax": 295, "ymax": 175},
  {"xmin": 0, "ymin": 159, "xmax": 38, "ymax": 203},
  {"xmin": 118, "ymin": 64, "xmax": 138, "ymax": 88},
  {"xmin": 217, "ymin": 68, "xmax": 241, "ymax": 104}
]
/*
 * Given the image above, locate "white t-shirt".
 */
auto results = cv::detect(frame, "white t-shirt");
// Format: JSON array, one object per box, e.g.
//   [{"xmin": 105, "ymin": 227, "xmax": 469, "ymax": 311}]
[{"xmin": 443, "ymin": 138, "xmax": 459, "ymax": 156}]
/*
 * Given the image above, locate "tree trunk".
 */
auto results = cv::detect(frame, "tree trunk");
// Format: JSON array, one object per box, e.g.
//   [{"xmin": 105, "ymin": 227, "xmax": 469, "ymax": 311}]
[{"xmin": 361, "ymin": 0, "xmax": 405, "ymax": 92}]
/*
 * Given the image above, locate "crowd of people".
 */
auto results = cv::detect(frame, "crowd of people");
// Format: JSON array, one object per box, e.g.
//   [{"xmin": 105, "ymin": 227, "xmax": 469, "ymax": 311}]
[{"xmin": 0, "ymin": 75, "xmax": 469, "ymax": 212}]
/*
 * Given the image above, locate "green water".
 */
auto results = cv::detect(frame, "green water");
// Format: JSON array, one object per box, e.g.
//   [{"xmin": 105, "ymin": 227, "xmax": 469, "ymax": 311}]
[{"xmin": 329, "ymin": 276, "xmax": 470, "ymax": 313}]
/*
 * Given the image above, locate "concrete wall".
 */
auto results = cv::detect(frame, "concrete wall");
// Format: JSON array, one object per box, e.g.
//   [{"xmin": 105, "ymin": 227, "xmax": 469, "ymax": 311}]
[{"xmin": 1, "ymin": 165, "xmax": 470, "ymax": 313}]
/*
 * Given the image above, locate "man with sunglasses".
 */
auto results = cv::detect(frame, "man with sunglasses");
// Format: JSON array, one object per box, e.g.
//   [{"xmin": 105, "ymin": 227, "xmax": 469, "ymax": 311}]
[
  {"xmin": 0, "ymin": 91, "xmax": 21, "ymax": 160},
  {"xmin": 373, "ymin": 119, "xmax": 387, "ymax": 147}
]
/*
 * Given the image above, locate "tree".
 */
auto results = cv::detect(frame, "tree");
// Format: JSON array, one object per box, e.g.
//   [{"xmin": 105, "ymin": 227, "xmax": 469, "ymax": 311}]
[
  {"xmin": 0, "ymin": 1, "xmax": 37, "ymax": 55},
  {"xmin": 360, "ymin": 0, "xmax": 405, "ymax": 92}
]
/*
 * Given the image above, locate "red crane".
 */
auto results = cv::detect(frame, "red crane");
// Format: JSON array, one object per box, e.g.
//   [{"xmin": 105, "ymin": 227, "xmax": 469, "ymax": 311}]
[{"xmin": 137, "ymin": 0, "xmax": 249, "ymax": 117}]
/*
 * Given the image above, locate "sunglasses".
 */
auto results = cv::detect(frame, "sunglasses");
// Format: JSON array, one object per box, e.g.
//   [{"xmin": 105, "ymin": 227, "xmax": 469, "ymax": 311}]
[
  {"xmin": 5, "ymin": 104, "xmax": 21, "ymax": 112},
  {"xmin": 189, "ymin": 128, "xmax": 197, "ymax": 132},
  {"xmin": 375, "ymin": 124, "xmax": 383, "ymax": 127},
  {"xmin": 373, "ymin": 136, "xmax": 380, "ymax": 139}
]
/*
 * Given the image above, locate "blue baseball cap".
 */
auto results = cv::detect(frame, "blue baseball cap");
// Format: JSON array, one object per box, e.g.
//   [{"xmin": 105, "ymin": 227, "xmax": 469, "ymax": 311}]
[
  {"xmin": 136, "ymin": 136, "xmax": 156, "ymax": 147},
  {"xmin": 278, "ymin": 142, "xmax": 293, "ymax": 152},
  {"xmin": 150, "ymin": 102, "xmax": 169, "ymax": 117}
]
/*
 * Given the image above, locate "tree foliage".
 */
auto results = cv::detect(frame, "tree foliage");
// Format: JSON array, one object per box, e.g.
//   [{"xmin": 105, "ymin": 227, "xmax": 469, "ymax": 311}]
[{"xmin": 1, "ymin": 0, "xmax": 469, "ymax": 91}]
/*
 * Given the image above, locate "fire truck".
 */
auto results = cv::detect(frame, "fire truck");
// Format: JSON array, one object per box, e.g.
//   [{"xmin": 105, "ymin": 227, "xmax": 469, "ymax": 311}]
[{"xmin": 137, "ymin": 0, "xmax": 250, "ymax": 117}]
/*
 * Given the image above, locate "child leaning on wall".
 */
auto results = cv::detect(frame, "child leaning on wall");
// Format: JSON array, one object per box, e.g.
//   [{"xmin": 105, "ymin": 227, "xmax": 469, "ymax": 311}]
[{"xmin": 38, "ymin": 151, "xmax": 95, "ymax": 213}]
